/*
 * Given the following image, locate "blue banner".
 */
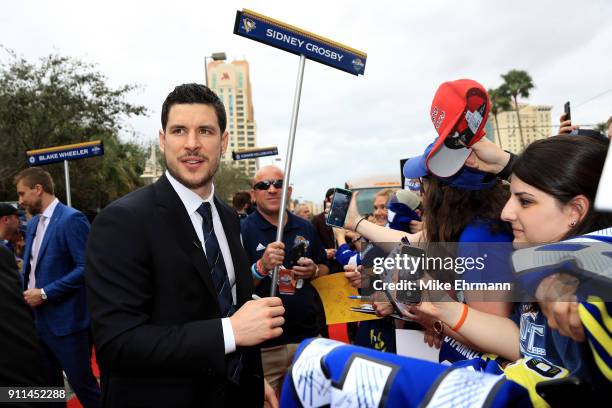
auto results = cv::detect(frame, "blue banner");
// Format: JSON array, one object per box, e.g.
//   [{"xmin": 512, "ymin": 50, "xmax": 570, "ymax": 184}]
[
  {"xmin": 26, "ymin": 140, "xmax": 104, "ymax": 166},
  {"xmin": 234, "ymin": 9, "xmax": 367, "ymax": 76},
  {"xmin": 233, "ymin": 146, "xmax": 278, "ymax": 160}
]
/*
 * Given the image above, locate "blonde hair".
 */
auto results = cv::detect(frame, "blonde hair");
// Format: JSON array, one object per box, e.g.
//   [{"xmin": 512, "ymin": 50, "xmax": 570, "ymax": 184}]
[{"xmin": 374, "ymin": 188, "xmax": 397, "ymax": 203}]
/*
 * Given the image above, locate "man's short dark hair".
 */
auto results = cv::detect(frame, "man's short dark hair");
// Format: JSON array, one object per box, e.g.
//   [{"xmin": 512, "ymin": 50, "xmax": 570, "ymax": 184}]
[
  {"xmin": 14, "ymin": 167, "xmax": 55, "ymax": 195},
  {"xmin": 232, "ymin": 191, "xmax": 251, "ymax": 211},
  {"xmin": 161, "ymin": 83, "xmax": 227, "ymax": 133}
]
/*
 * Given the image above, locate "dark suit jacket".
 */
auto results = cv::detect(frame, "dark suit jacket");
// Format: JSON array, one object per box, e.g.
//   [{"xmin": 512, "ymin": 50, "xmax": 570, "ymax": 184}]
[
  {"xmin": 22, "ymin": 202, "xmax": 91, "ymax": 336},
  {"xmin": 86, "ymin": 175, "xmax": 263, "ymax": 408},
  {"xmin": 0, "ymin": 244, "xmax": 49, "ymax": 391}
]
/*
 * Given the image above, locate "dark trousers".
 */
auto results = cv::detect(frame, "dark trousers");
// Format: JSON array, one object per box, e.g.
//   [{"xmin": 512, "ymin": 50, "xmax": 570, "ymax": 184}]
[{"xmin": 38, "ymin": 327, "xmax": 101, "ymax": 408}]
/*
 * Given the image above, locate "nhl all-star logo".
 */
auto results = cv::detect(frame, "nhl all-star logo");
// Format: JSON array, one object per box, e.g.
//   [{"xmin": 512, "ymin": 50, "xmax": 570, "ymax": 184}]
[
  {"xmin": 92, "ymin": 146, "xmax": 101, "ymax": 154},
  {"xmin": 242, "ymin": 17, "xmax": 256, "ymax": 33},
  {"xmin": 352, "ymin": 58, "xmax": 364, "ymax": 72},
  {"xmin": 28, "ymin": 156, "xmax": 36, "ymax": 164}
]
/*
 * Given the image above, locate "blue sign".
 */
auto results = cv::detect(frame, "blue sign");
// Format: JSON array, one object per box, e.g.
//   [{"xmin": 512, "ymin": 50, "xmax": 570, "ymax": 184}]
[
  {"xmin": 26, "ymin": 140, "xmax": 104, "ymax": 166},
  {"xmin": 234, "ymin": 9, "xmax": 367, "ymax": 76},
  {"xmin": 233, "ymin": 146, "xmax": 278, "ymax": 160}
]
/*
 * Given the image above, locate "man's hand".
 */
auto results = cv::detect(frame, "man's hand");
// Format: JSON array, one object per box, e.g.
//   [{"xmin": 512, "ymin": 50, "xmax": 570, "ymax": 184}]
[
  {"xmin": 464, "ymin": 138, "xmax": 510, "ymax": 174},
  {"xmin": 263, "ymin": 379, "xmax": 278, "ymax": 408},
  {"xmin": 23, "ymin": 289, "xmax": 45, "ymax": 307},
  {"xmin": 559, "ymin": 113, "xmax": 579, "ymax": 134},
  {"xmin": 409, "ymin": 220, "xmax": 423, "ymax": 233},
  {"xmin": 373, "ymin": 302, "xmax": 394, "ymax": 317},
  {"xmin": 332, "ymin": 227, "xmax": 347, "ymax": 246},
  {"xmin": 344, "ymin": 264, "xmax": 362, "ymax": 288},
  {"xmin": 293, "ymin": 257, "xmax": 317, "ymax": 279},
  {"xmin": 345, "ymin": 230, "xmax": 361, "ymax": 242},
  {"xmin": 344, "ymin": 191, "xmax": 362, "ymax": 231},
  {"xmin": 261, "ymin": 241, "xmax": 285, "ymax": 273},
  {"xmin": 230, "ymin": 297, "xmax": 285, "ymax": 346},
  {"xmin": 424, "ymin": 327, "xmax": 443, "ymax": 349},
  {"xmin": 536, "ymin": 273, "xmax": 585, "ymax": 342}
]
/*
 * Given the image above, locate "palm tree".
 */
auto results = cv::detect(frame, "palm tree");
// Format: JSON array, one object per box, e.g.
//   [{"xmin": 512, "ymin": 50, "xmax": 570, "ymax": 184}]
[
  {"xmin": 595, "ymin": 122, "xmax": 607, "ymax": 134},
  {"xmin": 488, "ymin": 86, "xmax": 512, "ymax": 149},
  {"xmin": 501, "ymin": 69, "xmax": 534, "ymax": 151}
]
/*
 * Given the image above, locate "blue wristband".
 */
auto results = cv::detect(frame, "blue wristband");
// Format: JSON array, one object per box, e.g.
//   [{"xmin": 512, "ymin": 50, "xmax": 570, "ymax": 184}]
[{"xmin": 251, "ymin": 262, "xmax": 266, "ymax": 280}]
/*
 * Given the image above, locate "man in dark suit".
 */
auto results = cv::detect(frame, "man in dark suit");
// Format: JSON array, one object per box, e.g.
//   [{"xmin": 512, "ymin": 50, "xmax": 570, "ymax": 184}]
[
  {"xmin": 15, "ymin": 167, "xmax": 101, "ymax": 408},
  {"xmin": 86, "ymin": 83, "xmax": 284, "ymax": 407},
  {"xmin": 0, "ymin": 244, "xmax": 49, "ymax": 389}
]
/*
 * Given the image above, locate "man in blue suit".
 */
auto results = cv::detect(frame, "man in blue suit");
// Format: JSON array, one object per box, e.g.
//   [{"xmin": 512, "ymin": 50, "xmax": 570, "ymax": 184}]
[{"xmin": 15, "ymin": 167, "xmax": 100, "ymax": 408}]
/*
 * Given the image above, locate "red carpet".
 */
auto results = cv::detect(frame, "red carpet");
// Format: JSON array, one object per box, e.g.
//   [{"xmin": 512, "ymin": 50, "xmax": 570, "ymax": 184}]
[
  {"xmin": 66, "ymin": 350, "xmax": 99, "ymax": 408},
  {"xmin": 67, "ymin": 327, "xmax": 347, "ymax": 407},
  {"xmin": 328, "ymin": 323, "xmax": 350, "ymax": 343}
]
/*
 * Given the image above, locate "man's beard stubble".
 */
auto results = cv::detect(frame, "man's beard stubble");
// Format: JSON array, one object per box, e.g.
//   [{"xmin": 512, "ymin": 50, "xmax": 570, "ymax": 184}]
[
  {"xmin": 28, "ymin": 200, "xmax": 43, "ymax": 216},
  {"xmin": 164, "ymin": 151, "xmax": 221, "ymax": 191}
]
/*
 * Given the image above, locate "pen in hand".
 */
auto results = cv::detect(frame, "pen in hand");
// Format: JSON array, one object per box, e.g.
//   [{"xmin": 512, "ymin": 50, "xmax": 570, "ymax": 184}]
[{"xmin": 348, "ymin": 295, "xmax": 372, "ymax": 301}]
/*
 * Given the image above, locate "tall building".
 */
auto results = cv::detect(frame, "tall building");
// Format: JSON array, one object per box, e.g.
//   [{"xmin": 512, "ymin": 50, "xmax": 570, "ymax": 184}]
[
  {"xmin": 207, "ymin": 60, "xmax": 259, "ymax": 177},
  {"xmin": 140, "ymin": 144, "xmax": 164, "ymax": 185},
  {"xmin": 489, "ymin": 103, "xmax": 552, "ymax": 154}
]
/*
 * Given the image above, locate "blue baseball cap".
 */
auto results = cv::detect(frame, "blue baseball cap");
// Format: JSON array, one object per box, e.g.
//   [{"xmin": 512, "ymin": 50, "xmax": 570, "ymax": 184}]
[
  {"xmin": 387, "ymin": 190, "xmax": 421, "ymax": 232},
  {"xmin": 403, "ymin": 142, "xmax": 496, "ymax": 191}
]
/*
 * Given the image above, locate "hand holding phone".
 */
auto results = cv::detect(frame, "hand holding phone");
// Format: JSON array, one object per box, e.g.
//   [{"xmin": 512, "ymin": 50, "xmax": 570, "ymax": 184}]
[
  {"xmin": 384, "ymin": 288, "xmax": 407, "ymax": 315},
  {"xmin": 564, "ymin": 101, "xmax": 571, "ymax": 121},
  {"xmin": 290, "ymin": 242, "xmax": 306, "ymax": 267},
  {"xmin": 326, "ymin": 188, "xmax": 353, "ymax": 228}
]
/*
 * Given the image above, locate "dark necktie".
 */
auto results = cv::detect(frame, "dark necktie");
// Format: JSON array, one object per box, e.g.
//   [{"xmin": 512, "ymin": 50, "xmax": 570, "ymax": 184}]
[
  {"xmin": 196, "ymin": 202, "xmax": 243, "ymax": 385},
  {"xmin": 196, "ymin": 202, "xmax": 234, "ymax": 317}
]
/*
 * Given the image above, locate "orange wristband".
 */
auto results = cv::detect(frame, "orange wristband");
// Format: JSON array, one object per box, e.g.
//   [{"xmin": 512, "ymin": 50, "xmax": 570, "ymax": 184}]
[
  {"xmin": 451, "ymin": 304, "xmax": 469, "ymax": 332},
  {"xmin": 256, "ymin": 259, "xmax": 268, "ymax": 276}
]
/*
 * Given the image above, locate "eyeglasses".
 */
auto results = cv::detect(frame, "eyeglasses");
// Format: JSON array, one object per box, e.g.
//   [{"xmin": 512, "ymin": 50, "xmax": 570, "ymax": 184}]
[{"xmin": 253, "ymin": 179, "xmax": 283, "ymax": 190}]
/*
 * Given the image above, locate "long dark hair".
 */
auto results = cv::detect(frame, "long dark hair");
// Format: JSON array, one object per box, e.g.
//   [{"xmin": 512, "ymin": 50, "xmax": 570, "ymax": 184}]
[
  {"xmin": 423, "ymin": 178, "xmax": 510, "ymax": 242},
  {"xmin": 512, "ymin": 135, "xmax": 612, "ymax": 238}
]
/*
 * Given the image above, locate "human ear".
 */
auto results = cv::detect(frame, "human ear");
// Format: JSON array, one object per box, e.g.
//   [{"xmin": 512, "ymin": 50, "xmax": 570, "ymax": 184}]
[{"xmin": 567, "ymin": 195, "xmax": 590, "ymax": 226}]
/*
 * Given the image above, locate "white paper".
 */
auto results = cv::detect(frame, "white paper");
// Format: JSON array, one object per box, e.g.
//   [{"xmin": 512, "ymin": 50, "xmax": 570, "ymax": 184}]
[
  {"xmin": 595, "ymin": 145, "xmax": 612, "ymax": 212},
  {"xmin": 395, "ymin": 329, "xmax": 440, "ymax": 362}
]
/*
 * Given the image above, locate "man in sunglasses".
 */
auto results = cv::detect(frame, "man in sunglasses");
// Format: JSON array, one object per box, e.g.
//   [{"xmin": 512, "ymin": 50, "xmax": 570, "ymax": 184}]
[{"xmin": 241, "ymin": 165, "xmax": 330, "ymax": 395}]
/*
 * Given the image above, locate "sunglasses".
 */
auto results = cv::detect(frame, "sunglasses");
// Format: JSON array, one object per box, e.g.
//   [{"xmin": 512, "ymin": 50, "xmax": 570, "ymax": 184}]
[{"xmin": 253, "ymin": 179, "xmax": 283, "ymax": 190}]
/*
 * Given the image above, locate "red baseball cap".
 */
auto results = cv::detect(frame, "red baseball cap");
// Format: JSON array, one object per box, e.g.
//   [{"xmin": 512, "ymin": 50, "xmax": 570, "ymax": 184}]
[{"xmin": 426, "ymin": 79, "xmax": 490, "ymax": 178}]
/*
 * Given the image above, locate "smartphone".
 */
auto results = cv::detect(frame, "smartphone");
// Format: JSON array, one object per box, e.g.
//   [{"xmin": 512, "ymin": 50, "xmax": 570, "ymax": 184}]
[
  {"xmin": 396, "ymin": 245, "xmax": 424, "ymax": 305},
  {"xmin": 564, "ymin": 101, "xmax": 571, "ymax": 121},
  {"xmin": 290, "ymin": 242, "xmax": 306, "ymax": 267},
  {"xmin": 536, "ymin": 376, "xmax": 594, "ymax": 407},
  {"xmin": 325, "ymin": 188, "xmax": 353, "ymax": 228}
]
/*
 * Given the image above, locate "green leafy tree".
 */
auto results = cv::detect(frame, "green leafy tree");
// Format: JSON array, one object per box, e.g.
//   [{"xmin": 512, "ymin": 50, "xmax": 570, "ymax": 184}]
[
  {"xmin": 595, "ymin": 122, "xmax": 608, "ymax": 134},
  {"xmin": 0, "ymin": 48, "xmax": 148, "ymax": 210},
  {"xmin": 488, "ymin": 86, "xmax": 512, "ymax": 149},
  {"xmin": 501, "ymin": 69, "xmax": 535, "ymax": 151},
  {"xmin": 213, "ymin": 162, "xmax": 252, "ymax": 203}
]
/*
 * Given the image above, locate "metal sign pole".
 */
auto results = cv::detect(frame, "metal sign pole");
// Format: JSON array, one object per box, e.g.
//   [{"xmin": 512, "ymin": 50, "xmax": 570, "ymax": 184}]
[
  {"xmin": 64, "ymin": 160, "xmax": 72, "ymax": 207},
  {"xmin": 270, "ymin": 55, "xmax": 306, "ymax": 297}
]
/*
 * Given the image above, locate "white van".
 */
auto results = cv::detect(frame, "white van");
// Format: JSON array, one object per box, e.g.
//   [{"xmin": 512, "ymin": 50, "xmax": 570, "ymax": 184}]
[{"xmin": 345, "ymin": 174, "xmax": 401, "ymax": 215}]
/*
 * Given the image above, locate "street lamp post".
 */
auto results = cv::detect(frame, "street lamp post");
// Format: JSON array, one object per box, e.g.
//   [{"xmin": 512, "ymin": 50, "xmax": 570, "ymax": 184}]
[{"xmin": 204, "ymin": 52, "xmax": 227, "ymax": 86}]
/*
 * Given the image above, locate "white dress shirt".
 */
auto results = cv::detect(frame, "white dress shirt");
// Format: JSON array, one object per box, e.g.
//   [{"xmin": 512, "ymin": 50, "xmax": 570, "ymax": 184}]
[
  {"xmin": 28, "ymin": 198, "xmax": 59, "ymax": 290},
  {"xmin": 166, "ymin": 171, "xmax": 237, "ymax": 354}
]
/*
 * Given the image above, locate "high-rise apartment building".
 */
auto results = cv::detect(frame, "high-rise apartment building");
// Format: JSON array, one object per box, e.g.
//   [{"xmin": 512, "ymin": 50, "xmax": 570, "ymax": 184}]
[
  {"xmin": 207, "ymin": 60, "xmax": 258, "ymax": 177},
  {"xmin": 489, "ymin": 104, "xmax": 552, "ymax": 154}
]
